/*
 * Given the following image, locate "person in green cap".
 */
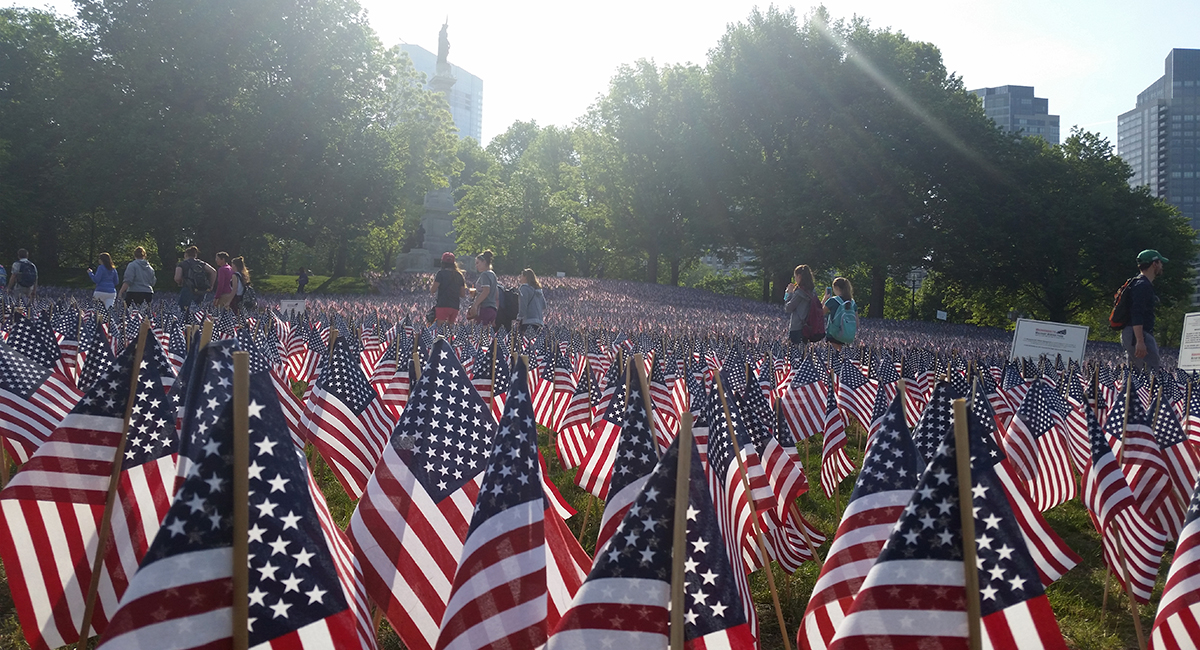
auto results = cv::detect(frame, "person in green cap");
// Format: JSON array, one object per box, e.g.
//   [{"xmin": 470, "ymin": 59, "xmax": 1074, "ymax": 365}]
[{"xmin": 1122, "ymin": 249, "xmax": 1168, "ymax": 370}]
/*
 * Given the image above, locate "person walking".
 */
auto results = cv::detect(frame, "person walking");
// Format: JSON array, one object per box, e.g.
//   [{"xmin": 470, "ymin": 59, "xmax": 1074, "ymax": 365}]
[
  {"xmin": 515, "ymin": 268, "xmax": 546, "ymax": 337},
  {"xmin": 1122, "ymin": 249, "xmax": 1168, "ymax": 370},
  {"xmin": 230, "ymin": 256, "xmax": 251, "ymax": 314},
  {"xmin": 87, "ymin": 253, "xmax": 120, "ymax": 308},
  {"xmin": 823, "ymin": 276, "xmax": 858, "ymax": 350},
  {"xmin": 468, "ymin": 250, "xmax": 498, "ymax": 327},
  {"xmin": 784, "ymin": 264, "xmax": 820, "ymax": 345},
  {"xmin": 175, "ymin": 246, "xmax": 216, "ymax": 308},
  {"xmin": 117, "ymin": 247, "xmax": 156, "ymax": 306},
  {"xmin": 7, "ymin": 249, "xmax": 37, "ymax": 299},
  {"xmin": 430, "ymin": 252, "xmax": 467, "ymax": 325},
  {"xmin": 297, "ymin": 267, "xmax": 309, "ymax": 294},
  {"xmin": 213, "ymin": 252, "xmax": 235, "ymax": 308}
]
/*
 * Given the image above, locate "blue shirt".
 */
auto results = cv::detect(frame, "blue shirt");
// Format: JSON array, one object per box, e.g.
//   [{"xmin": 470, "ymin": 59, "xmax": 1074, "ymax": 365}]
[
  {"xmin": 88, "ymin": 266, "xmax": 119, "ymax": 293},
  {"xmin": 1127, "ymin": 275, "xmax": 1157, "ymax": 333}
]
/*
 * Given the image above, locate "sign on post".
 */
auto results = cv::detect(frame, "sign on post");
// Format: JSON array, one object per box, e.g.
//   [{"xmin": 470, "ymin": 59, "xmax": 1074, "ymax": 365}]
[
  {"xmin": 1009, "ymin": 318, "xmax": 1089, "ymax": 363},
  {"xmin": 279, "ymin": 299, "xmax": 307, "ymax": 316},
  {"xmin": 1178, "ymin": 312, "xmax": 1200, "ymax": 371}
]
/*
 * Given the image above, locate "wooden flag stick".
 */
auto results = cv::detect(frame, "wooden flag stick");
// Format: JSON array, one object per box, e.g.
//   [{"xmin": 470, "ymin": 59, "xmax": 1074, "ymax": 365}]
[
  {"xmin": 76, "ymin": 319, "xmax": 150, "ymax": 649},
  {"xmin": 488, "ymin": 338, "xmax": 498, "ymax": 412},
  {"xmin": 789, "ymin": 502, "xmax": 824, "ymax": 563},
  {"xmin": 669, "ymin": 413, "xmax": 695, "ymax": 650},
  {"xmin": 577, "ymin": 495, "xmax": 594, "ymax": 546},
  {"xmin": 232, "ymin": 351, "xmax": 251, "ymax": 650},
  {"xmin": 1112, "ymin": 527, "xmax": 1148, "ymax": 650},
  {"xmin": 199, "ymin": 318, "xmax": 214, "ymax": 349},
  {"xmin": 632, "ymin": 353, "xmax": 658, "ymax": 455},
  {"xmin": 951, "ymin": 399, "xmax": 982, "ymax": 650},
  {"xmin": 714, "ymin": 372, "xmax": 793, "ymax": 650},
  {"xmin": 1117, "ymin": 382, "xmax": 1132, "ymax": 466}
]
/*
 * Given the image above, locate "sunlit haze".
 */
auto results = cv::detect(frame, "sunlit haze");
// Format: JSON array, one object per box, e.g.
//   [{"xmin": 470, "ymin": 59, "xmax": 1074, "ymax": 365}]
[{"xmin": 8, "ymin": 0, "xmax": 1200, "ymax": 147}]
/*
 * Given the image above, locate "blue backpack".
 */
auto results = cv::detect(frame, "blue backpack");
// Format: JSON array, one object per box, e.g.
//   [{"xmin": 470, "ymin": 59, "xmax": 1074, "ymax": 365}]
[{"xmin": 826, "ymin": 296, "xmax": 857, "ymax": 344}]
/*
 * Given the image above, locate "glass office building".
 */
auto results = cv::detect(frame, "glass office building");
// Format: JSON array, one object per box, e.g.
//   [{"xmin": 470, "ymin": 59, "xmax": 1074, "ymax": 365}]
[
  {"xmin": 400, "ymin": 43, "xmax": 484, "ymax": 142},
  {"xmin": 970, "ymin": 85, "xmax": 1061, "ymax": 144}
]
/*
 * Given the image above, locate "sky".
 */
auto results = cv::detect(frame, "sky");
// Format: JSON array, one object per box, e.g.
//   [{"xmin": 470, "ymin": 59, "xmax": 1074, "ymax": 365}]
[{"xmin": 8, "ymin": 0, "xmax": 1200, "ymax": 147}]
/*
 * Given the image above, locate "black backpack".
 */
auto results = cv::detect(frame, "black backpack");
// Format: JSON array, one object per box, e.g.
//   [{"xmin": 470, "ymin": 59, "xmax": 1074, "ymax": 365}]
[
  {"xmin": 1109, "ymin": 276, "xmax": 1139, "ymax": 330},
  {"xmin": 14, "ymin": 260, "xmax": 36, "ymax": 288},
  {"xmin": 183, "ymin": 259, "xmax": 209, "ymax": 291},
  {"xmin": 496, "ymin": 285, "xmax": 520, "ymax": 323}
]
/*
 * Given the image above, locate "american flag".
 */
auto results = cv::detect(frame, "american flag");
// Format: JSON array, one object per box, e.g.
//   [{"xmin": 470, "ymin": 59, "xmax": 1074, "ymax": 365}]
[
  {"xmin": 704, "ymin": 392, "xmax": 763, "ymax": 589},
  {"xmin": 434, "ymin": 357, "xmax": 547, "ymax": 650},
  {"xmin": 78, "ymin": 322, "xmax": 115, "ymax": 391},
  {"xmin": 0, "ymin": 336, "xmax": 177, "ymax": 650},
  {"xmin": 1120, "ymin": 392, "xmax": 1173, "ymax": 525},
  {"xmin": 8, "ymin": 311, "xmax": 63, "ymax": 371},
  {"xmin": 369, "ymin": 335, "xmax": 412, "ymax": 420},
  {"xmin": 594, "ymin": 381, "xmax": 659, "ymax": 555},
  {"xmin": 1001, "ymin": 379, "xmax": 1076, "ymax": 511},
  {"xmin": 799, "ymin": 390, "xmax": 920, "ymax": 650},
  {"xmin": 551, "ymin": 345, "xmax": 579, "ymax": 432},
  {"xmin": 739, "ymin": 378, "xmax": 809, "ymax": 519},
  {"xmin": 1152, "ymin": 394, "xmax": 1200, "ymax": 539},
  {"xmin": 547, "ymin": 434, "xmax": 755, "ymax": 650},
  {"xmin": 1082, "ymin": 403, "xmax": 1167, "ymax": 604},
  {"xmin": 554, "ymin": 368, "xmax": 593, "ymax": 470},
  {"xmin": 828, "ymin": 409, "xmax": 1068, "ymax": 650},
  {"xmin": 780, "ymin": 354, "xmax": 827, "ymax": 442},
  {"xmin": 575, "ymin": 359, "xmax": 630, "ymax": 499},
  {"xmin": 1151, "ymin": 479, "xmax": 1200, "ymax": 649},
  {"xmin": 51, "ymin": 308, "xmax": 82, "ymax": 382},
  {"xmin": 820, "ymin": 384, "xmax": 854, "ymax": 499},
  {"xmin": 348, "ymin": 338, "xmax": 495, "ymax": 650},
  {"xmin": 649, "ymin": 357, "xmax": 681, "ymax": 452},
  {"xmin": 900, "ymin": 355, "xmax": 927, "ymax": 429},
  {"xmin": 836, "ymin": 353, "xmax": 875, "ymax": 430},
  {"xmin": 301, "ymin": 334, "xmax": 393, "ymax": 500},
  {"xmin": 96, "ymin": 339, "xmax": 376, "ymax": 649},
  {"xmin": 1185, "ymin": 381, "xmax": 1200, "ymax": 449},
  {"xmin": 0, "ymin": 337, "xmax": 83, "ymax": 464}
]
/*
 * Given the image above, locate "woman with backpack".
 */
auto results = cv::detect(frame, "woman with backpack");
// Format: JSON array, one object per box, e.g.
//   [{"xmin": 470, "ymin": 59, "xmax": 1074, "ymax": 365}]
[
  {"xmin": 430, "ymin": 252, "xmax": 467, "ymax": 324},
  {"xmin": 516, "ymin": 268, "xmax": 546, "ymax": 336},
  {"xmin": 468, "ymin": 250, "xmax": 499, "ymax": 327},
  {"xmin": 230, "ymin": 257, "xmax": 253, "ymax": 314},
  {"xmin": 213, "ymin": 252, "xmax": 235, "ymax": 308},
  {"xmin": 784, "ymin": 264, "xmax": 822, "ymax": 346},
  {"xmin": 88, "ymin": 253, "xmax": 120, "ymax": 308},
  {"xmin": 117, "ymin": 247, "xmax": 156, "ymax": 306},
  {"xmin": 823, "ymin": 276, "xmax": 858, "ymax": 350}
]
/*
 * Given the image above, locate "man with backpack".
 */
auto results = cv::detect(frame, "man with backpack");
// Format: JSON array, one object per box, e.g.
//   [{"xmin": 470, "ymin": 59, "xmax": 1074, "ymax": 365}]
[
  {"xmin": 174, "ymin": 246, "xmax": 216, "ymax": 309},
  {"xmin": 1118, "ymin": 249, "xmax": 1167, "ymax": 370},
  {"xmin": 7, "ymin": 249, "xmax": 37, "ymax": 299}
]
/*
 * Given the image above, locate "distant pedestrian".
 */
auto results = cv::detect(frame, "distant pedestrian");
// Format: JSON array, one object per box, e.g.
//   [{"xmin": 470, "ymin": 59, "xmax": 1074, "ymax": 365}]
[
  {"xmin": 430, "ymin": 252, "xmax": 467, "ymax": 324},
  {"xmin": 175, "ymin": 246, "xmax": 216, "ymax": 308},
  {"xmin": 7, "ymin": 248, "xmax": 37, "ymax": 299},
  {"xmin": 823, "ymin": 276, "xmax": 858, "ymax": 350},
  {"xmin": 516, "ymin": 268, "xmax": 546, "ymax": 336},
  {"xmin": 87, "ymin": 252, "xmax": 119, "ymax": 308},
  {"xmin": 784, "ymin": 264, "xmax": 822, "ymax": 345},
  {"xmin": 230, "ymin": 256, "xmax": 251, "ymax": 314},
  {"xmin": 468, "ymin": 250, "xmax": 498, "ymax": 327},
  {"xmin": 1121, "ymin": 249, "xmax": 1167, "ymax": 370},
  {"xmin": 118, "ymin": 247, "xmax": 156, "ymax": 306},
  {"xmin": 297, "ymin": 267, "xmax": 309, "ymax": 294},
  {"xmin": 213, "ymin": 252, "xmax": 235, "ymax": 308}
]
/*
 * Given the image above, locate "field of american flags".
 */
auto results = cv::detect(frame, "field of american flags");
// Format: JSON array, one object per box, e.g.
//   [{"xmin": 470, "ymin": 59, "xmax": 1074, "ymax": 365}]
[{"xmin": 0, "ymin": 276, "xmax": 1188, "ymax": 650}]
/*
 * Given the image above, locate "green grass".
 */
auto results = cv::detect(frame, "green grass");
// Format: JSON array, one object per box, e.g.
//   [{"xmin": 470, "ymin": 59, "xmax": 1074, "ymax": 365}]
[
  {"xmin": 253, "ymin": 274, "xmax": 372, "ymax": 295},
  {"xmin": 0, "ymin": 407, "xmax": 1168, "ymax": 649}
]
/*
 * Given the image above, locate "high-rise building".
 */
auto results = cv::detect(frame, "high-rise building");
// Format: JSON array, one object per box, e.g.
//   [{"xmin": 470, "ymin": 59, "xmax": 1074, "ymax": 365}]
[
  {"xmin": 970, "ymin": 85, "xmax": 1061, "ymax": 144},
  {"xmin": 1118, "ymin": 49, "xmax": 1200, "ymax": 232},
  {"xmin": 400, "ymin": 43, "xmax": 483, "ymax": 142}
]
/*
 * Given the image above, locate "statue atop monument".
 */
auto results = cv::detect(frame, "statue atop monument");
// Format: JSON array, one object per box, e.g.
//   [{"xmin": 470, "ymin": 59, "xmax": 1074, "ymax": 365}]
[{"xmin": 436, "ymin": 21, "xmax": 452, "ymax": 77}]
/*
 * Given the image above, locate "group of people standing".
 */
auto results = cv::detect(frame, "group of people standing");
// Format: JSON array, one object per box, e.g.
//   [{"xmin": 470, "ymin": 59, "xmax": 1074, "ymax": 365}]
[
  {"xmin": 784, "ymin": 264, "xmax": 858, "ymax": 349},
  {"xmin": 85, "ymin": 246, "xmax": 252, "ymax": 312},
  {"xmin": 430, "ymin": 249, "xmax": 546, "ymax": 335}
]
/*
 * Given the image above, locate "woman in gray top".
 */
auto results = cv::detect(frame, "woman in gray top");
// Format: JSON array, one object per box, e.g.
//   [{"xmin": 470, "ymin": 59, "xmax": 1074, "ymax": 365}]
[
  {"xmin": 783, "ymin": 264, "xmax": 817, "ymax": 345},
  {"xmin": 118, "ymin": 246, "xmax": 157, "ymax": 306},
  {"xmin": 516, "ymin": 268, "xmax": 546, "ymax": 336},
  {"xmin": 468, "ymin": 250, "xmax": 498, "ymax": 326}
]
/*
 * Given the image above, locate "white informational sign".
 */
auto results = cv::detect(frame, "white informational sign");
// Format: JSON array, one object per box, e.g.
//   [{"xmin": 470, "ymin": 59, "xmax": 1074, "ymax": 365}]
[
  {"xmin": 556, "ymin": 272, "xmax": 566, "ymax": 278},
  {"xmin": 936, "ymin": 310, "xmax": 948, "ymax": 321},
  {"xmin": 279, "ymin": 299, "xmax": 308, "ymax": 315},
  {"xmin": 1177, "ymin": 312, "xmax": 1200, "ymax": 371},
  {"xmin": 1009, "ymin": 318, "xmax": 1089, "ymax": 363}
]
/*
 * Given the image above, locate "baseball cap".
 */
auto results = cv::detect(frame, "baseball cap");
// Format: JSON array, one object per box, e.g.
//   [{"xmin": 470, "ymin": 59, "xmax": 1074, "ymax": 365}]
[
  {"xmin": 441, "ymin": 252, "xmax": 456, "ymax": 264},
  {"xmin": 1137, "ymin": 249, "xmax": 1168, "ymax": 264}
]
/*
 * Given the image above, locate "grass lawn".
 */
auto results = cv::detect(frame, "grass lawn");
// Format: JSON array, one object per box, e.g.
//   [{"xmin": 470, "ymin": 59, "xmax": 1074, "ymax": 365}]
[{"xmin": 253, "ymin": 274, "xmax": 371, "ymax": 295}]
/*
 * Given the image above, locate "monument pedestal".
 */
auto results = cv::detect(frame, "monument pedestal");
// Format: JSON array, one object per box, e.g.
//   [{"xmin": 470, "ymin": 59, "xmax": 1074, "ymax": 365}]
[{"xmin": 395, "ymin": 187, "xmax": 458, "ymax": 272}]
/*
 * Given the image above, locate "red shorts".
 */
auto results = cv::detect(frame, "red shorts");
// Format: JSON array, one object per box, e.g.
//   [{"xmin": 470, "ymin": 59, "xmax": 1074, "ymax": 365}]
[{"xmin": 434, "ymin": 307, "xmax": 459, "ymax": 322}]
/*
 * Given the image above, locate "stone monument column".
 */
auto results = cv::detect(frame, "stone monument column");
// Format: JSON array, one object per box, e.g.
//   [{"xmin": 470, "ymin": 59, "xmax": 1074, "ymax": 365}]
[{"xmin": 396, "ymin": 23, "xmax": 459, "ymax": 273}]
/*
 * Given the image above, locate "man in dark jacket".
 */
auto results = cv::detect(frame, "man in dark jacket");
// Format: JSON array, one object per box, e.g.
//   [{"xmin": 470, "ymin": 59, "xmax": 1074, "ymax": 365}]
[{"xmin": 1122, "ymin": 249, "xmax": 1167, "ymax": 370}]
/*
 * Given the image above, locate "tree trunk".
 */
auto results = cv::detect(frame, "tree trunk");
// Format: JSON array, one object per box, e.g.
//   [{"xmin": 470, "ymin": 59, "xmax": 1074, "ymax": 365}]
[
  {"xmin": 333, "ymin": 238, "xmax": 348, "ymax": 277},
  {"xmin": 869, "ymin": 265, "xmax": 887, "ymax": 319},
  {"xmin": 646, "ymin": 243, "xmax": 659, "ymax": 284},
  {"xmin": 772, "ymin": 270, "xmax": 788, "ymax": 303},
  {"xmin": 280, "ymin": 245, "xmax": 291, "ymax": 275},
  {"xmin": 669, "ymin": 258, "xmax": 680, "ymax": 287},
  {"xmin": 761, "ymin": 272, "xmax": 770, "ymax": 302},
  {"xmin": 37, "ymin": 216, "xmax": 61, "ymax": 271},
  {"xmin": 153, "ymin": 228, "xmax": 179, "ymax": 276}
]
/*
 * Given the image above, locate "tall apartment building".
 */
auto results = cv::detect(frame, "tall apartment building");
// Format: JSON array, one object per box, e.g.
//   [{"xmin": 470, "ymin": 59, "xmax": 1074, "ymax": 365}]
[
  {"xmin": 970, "ymin": 85, "xmax": 1061, "ymax": 144},
  {"xmin": 400, "ymin": 43, "xmax": 484, "ymax": 142},
  {"xmin": 1118, "ymin": 49, "xmax": 1200, "ymax": 235}
]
